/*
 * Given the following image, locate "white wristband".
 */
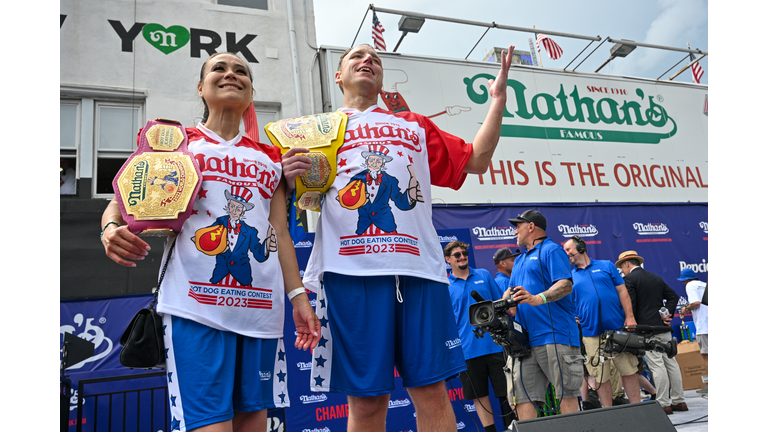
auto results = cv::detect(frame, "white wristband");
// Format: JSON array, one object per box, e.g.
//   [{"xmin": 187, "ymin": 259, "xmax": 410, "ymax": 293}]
[{"xmin": 287, "ymin": 287, "xmax": 306, "ymax": 300}]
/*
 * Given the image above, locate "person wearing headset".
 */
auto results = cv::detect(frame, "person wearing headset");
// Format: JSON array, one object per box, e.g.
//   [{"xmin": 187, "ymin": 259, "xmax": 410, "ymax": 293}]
[
  {"xmin": 502, "ymin": 210, "xmax": 583, "ymax": 420},
  {"xmin": 563, "ymin": 236, "xmax": 641, "ymax": 408}
]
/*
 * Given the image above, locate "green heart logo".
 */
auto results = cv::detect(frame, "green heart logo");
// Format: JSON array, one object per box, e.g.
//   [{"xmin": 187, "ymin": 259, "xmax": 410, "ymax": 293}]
[{"xmin": 142, "ymin": 23, "xmax": 190, "ymax": 55}]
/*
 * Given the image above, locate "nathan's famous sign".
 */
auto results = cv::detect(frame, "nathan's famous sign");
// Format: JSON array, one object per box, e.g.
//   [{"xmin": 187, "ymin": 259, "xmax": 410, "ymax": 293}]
[{"xmin": 465, "ymin": 75, "xmax": 676, "ymax": 144}]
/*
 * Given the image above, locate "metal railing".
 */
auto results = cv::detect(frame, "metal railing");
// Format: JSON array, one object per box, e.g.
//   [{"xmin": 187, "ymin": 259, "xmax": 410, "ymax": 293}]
[{"xmin": 75, "ymin": 371, "xmax": 168, "ymax": 432}]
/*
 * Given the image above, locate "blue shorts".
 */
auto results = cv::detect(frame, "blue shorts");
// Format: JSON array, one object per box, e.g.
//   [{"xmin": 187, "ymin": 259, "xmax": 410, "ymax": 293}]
[
  {"xmin": 310, "ymin": 273, "xmax": 466, "ymax": 396},
  {"xmin": 162, "ymin": 314, "xmax": 288, "ymax": 431}
]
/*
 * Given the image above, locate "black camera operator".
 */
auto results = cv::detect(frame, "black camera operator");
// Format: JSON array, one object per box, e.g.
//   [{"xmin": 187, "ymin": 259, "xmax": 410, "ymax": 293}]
[
  {"xmin": 564, "ymin": 237, "xmax": 641, "ymax": 408},
  {"xmin": 616, "ymin": 251, "xmax": 687, "ymax": 415},
  {"xmin": 502, "ymin": 210, "xmax": 583, "ymax": 420}
]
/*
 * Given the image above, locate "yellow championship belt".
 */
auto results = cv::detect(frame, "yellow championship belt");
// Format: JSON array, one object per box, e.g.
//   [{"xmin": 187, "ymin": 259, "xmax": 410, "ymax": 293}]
[{"xmin": 264, "ymin": 112, "xmax": 347, "ymax": 212}]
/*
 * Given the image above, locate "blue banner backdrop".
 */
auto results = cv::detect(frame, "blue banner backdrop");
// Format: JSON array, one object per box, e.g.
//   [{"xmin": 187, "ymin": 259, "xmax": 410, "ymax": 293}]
[{"xmin": 60, "ymin": 203, "xmax": 707, "ymax": 432}]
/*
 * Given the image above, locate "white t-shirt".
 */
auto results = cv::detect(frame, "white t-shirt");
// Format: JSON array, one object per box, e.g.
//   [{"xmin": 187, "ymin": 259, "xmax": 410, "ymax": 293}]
[
  {"xmin": 157, "ymin": 124, "xmax": 286, "ymax": 338},
  {"xmin": 302, "ymin": 106, "xmax": 472, "ymax": 291},
  {"xmin": 686, "ymin": 280, "xmax": 708, "ymax": 335}
]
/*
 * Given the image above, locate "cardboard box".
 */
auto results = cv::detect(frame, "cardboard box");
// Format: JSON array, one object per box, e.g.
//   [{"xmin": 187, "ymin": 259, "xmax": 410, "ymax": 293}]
[{"xmin": 675, "ymin": 341, "xmax": 708, "ymax": 390}]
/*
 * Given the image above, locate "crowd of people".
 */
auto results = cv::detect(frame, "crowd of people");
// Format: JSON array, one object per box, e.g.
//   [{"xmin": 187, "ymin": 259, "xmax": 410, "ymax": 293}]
[{"xmin": 99, "ymin": 46, "xmax": 706, "ymax": 432}]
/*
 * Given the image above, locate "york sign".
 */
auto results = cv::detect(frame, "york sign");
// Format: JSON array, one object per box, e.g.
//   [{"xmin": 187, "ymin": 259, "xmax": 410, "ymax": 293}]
[{"xmin": 60, "ymin": 16, "xmax": 258, "ymax": 63}]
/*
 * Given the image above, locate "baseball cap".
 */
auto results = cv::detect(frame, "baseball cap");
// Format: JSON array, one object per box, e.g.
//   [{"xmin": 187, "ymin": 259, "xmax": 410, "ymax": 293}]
[
  {"xmin": 493, "ymin": 248, "xmax": 521, "ymax": 264},
  {"xmin": 509, "ymin": 210, "xmax": 547, "ymax": 231},
  {"xmin": 678, "ymin": 268, "xmax": 698, "ymax": 281}
]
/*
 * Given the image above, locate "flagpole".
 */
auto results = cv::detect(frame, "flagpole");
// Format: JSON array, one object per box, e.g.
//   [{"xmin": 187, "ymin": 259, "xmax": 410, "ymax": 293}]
[{"xmin": 534, "ymin": 25, "xmax": 544, "ymax": 67}]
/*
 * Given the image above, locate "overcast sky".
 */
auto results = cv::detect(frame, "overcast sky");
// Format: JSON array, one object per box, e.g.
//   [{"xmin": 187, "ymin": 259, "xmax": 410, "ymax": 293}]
[{"xmin": 311, "ymin": 0, "xmax": 708, "ymax": 85}]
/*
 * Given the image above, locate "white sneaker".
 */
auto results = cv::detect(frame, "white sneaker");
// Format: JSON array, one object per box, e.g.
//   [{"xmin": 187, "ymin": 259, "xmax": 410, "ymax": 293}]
[{"xmin": 696, "ymin": 384, "xmax": 708, "ymax": 394}]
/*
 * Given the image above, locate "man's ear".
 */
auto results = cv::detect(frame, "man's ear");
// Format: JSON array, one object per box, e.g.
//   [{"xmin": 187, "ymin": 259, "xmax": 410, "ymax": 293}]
[{"xmin": 334, "ymin": 71, "xmax": 342, "ymax": 85}]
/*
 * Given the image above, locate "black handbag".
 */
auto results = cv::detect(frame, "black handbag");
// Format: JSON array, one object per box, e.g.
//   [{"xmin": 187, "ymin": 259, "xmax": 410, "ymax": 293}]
[{"xmin": 119, "ymin": 239, "xmax": 176, "ymax": 369}]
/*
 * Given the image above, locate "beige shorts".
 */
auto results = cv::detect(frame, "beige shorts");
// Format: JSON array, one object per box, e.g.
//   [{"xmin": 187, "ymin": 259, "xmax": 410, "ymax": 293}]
[
  {"xmin": 509, "ymin": 344, "xmax": 583, "ymax": 404},
  {"xmin": 583, "ymin": 335, "xmax": 638, "ymax": 382}
]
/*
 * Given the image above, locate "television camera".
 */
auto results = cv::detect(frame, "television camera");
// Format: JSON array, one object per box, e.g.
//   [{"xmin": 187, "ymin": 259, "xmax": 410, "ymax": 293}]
[
  {"xmin": 468, "ymin": 290, "xmax": 531, "ymax": 359},
  {"xmin": 602, "ymin": 325, "xmax": 678, "ymax": 358}
]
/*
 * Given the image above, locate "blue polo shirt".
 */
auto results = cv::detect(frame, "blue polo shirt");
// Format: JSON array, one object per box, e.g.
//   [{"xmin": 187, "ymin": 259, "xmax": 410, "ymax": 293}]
[
  {"xmin": 509, "ymin": 238, "xmax": 579, "ymax": 347},
  {"xmin": 571, "ymin": 259, "xmax": 627, "ymax": 337},
  {"xmin": 495, "ymin": 272, "xmax": 510, "ymax": 292},
  {"xmin": 448, "ymin": 267, "xmax": 504, "ymax": 360}
]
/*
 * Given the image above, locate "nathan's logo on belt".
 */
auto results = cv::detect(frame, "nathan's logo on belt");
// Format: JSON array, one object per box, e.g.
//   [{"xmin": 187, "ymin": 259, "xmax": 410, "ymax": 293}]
[
  {"xmin": 259, "ymin": 371, "xmax": 272, "ymax": 381},
  {"xmin": 127, "ymin": 160, "xmax": 149, "ymax": 205},
  {"xmin": 265, "ymin": 112, "xmax": 347, "ymax": 212}
]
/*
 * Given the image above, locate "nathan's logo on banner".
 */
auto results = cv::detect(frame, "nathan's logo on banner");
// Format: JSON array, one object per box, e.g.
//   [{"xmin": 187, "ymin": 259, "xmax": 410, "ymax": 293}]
[
  {"xmin": 699, "ymin": 221, "xmax": 708, "ymax": 233},
  {"xmin": 60, "ymin": 313, "xmax": 114, "ymax": 370},
  {"xmin": 464, "ymin": 403, "xmax": 476, "ymax": 412},
  {"xmin": 633, "ymin": 222, "xmax": 669, "ymax": 235},
  {"xmin": 388, "ymin": 399, "xmax": 412, "ymax": 409},
  {"xmin": 464, "ymin": 75, "xmax": 676, "ymax": 144},
  {"xmin": 295, "ymin": 239, "xmax": 313, "ymax": 248},
  {"xmin": 457, "ymin": 421, "xmax": 467, "ymax": 430},
  {"xmin": 472, "ymin": 226, "xmax": 517, "ymax": 241},
  {"xmin": 103, "ymin": 19, "xmax": 259, "ymax": 62},
  {"xmin": 680, "ymin": 259, "xmax": 708, "ymax": 273},
  {"xmin": 297, "ymin": 361, "xmax": 312, "ymax": 371},
  {"xmin": 558, "ymin": 224, "xmax": 598, "ymax": 237},
  {"xmin": 438, "ymin": 235, "xmax": 459, "ymax": 243},
  {"xmin": 300, "ymin": 394, "xmax": 328, "ymax": 404},
  {"xmin": 302, "ymin": 428, "xmax": 331, "ymax": 432}
]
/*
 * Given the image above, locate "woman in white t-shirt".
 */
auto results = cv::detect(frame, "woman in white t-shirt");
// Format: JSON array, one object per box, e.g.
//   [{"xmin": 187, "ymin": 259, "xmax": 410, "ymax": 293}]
[{"xmin": 100, "ymin": 52, "xmax": 319, "ymax": 432}]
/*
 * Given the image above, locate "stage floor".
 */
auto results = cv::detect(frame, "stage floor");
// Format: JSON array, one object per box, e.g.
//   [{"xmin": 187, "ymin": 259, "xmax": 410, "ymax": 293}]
[{"xmin": 668, "ymin": 389, "xmax": 708, "ymax": 431}]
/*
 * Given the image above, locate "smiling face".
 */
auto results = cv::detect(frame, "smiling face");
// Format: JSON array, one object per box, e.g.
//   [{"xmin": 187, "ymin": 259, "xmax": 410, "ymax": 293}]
[
  {"xmin": 335, "ymin": 44, "xmax": 383, "ymax": 95},
  {"xmin": 446, "ymin": 246, "xmax": 470, "ymax": 272},
  {"xmin": 198, "ymin": 53, "xmax": 253, "ymax": 118}
]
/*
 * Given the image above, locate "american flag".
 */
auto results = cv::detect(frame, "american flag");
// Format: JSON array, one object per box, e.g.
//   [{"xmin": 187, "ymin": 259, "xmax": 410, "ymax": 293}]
[
  {"xmin": 372, "ymin": 11, "xmax": 386, "ymax": 51},
  {"xmin": 536, "ymin": 33, "xmax": 563, "ymax": 60},
  {"xmin": 689, "ymin": 53, "xmax": 704, "ymax": 84}
]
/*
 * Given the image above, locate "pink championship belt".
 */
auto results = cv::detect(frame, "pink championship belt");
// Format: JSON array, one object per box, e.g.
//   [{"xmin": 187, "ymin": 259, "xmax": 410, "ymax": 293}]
[{"xmin": 112, "ymin": 119, "xmax": 202, "ymax": 236}]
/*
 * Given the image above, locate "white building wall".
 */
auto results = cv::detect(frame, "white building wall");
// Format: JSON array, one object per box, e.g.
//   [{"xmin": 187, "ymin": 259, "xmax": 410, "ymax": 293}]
[{"xmin": 60, "ymin": 0, "xmax": 321, "ymax": 195}]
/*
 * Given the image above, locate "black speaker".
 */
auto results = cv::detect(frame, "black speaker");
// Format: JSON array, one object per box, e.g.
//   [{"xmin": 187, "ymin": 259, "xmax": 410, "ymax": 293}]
[{"xmin": 508, "ymin": 401, "xmax": 675, "ymax": 432}]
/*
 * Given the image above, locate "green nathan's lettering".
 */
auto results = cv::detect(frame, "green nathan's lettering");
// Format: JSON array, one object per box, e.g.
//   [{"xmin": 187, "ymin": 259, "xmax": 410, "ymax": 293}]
[{"xmin": 463, "ymin": 75, "xmax": 676, "ymax": 144}]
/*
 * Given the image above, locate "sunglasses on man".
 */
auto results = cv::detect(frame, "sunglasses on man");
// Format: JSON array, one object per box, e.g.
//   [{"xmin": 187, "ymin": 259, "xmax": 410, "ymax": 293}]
[{"xmin": 451, "ymin": 251, "xmax": 469, "ymax": 259}]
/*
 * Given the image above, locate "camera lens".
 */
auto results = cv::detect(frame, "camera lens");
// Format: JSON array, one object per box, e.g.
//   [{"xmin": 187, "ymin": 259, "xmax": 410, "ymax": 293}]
[{"xmin": 479, "ymin": 310, "xmax": 490, "ymax": 321}]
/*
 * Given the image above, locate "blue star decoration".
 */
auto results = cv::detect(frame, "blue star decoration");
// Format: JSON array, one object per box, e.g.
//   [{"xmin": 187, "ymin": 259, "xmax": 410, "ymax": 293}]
[
  {"xmin": 171, "ymin": 416, "xmax": 181, "ymax": 431},
  {"xmin": 314, "ymin": 375, "xmax": 325, "ymax": 386},
  {"xmin": 279, "ymin": 393, "xmax": 287, "ymax": 403},
  {"xmin": 319, "ymin": 299, "xmax": 326, "ymax": 308},
  {"xmin": 317, "ymin": 336, "xmax": 328, "ymax": 348},
  {"xmin": 278, "ymin": 349, "xmax": 286, "ymax": 361},
  {"xmin": 165, "ymin": 348, "xmax": 170, "ymax": 359},
  {"xmin": 170, "ymin": 394, "xmax": 177, "ymax": 407},
  {"xmin": 168, "ymin": 372, "xmax": 173, "ymax": 383},
  {"xmin": 315, "ymin": 355, "xmax": 327, "ymax": 367},
  {"xmin": 277, "ymin": 370, "xmax": 287, "ymax": 382},
  {"xmin": 319, "ymin": 316, "xmax": 329, "ymax": 328},
  {"xmin": 163, "ymin": 325, "xmax": 167, "ymax": 336}
]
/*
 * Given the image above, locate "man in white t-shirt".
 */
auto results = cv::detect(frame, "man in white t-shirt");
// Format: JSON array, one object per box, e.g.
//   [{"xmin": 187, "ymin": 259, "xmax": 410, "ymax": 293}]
[
  {"xmin": 679, "ymin": 268, "xmax": 708, "ymax": 394},
  {"xmin": 282, "ymin": 43, "xmax": 514, "ymax": 432}
]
